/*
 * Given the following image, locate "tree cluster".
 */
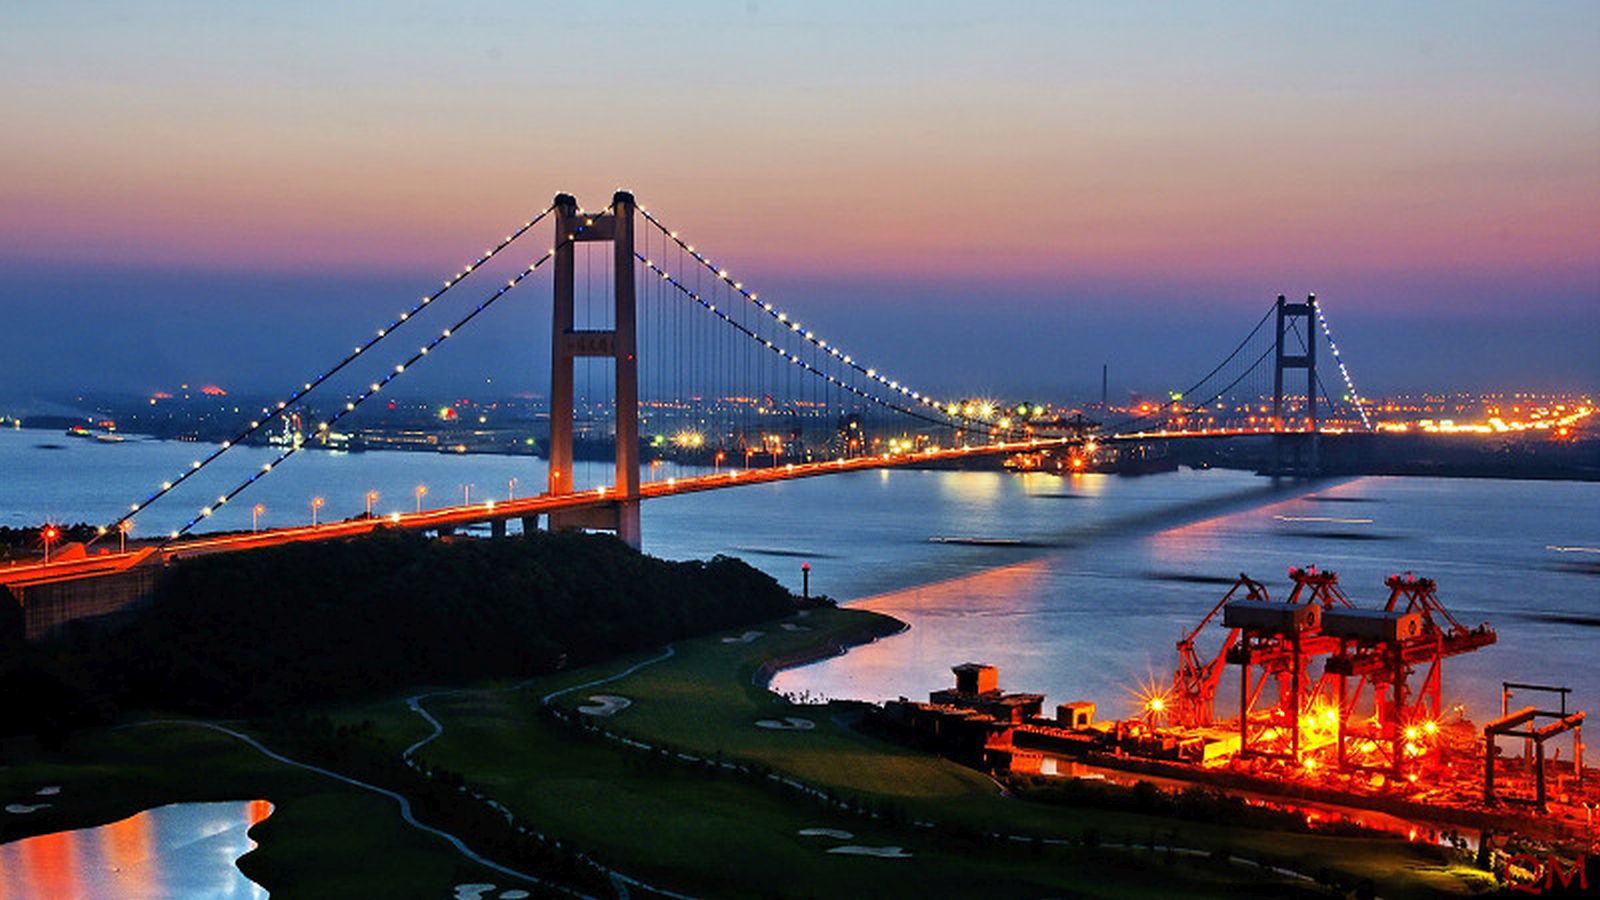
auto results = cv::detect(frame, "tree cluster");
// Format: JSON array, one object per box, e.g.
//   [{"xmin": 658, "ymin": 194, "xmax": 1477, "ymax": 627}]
[{"xmin": 0, "ymin": 529, "xmax": 794, "ymax": 733}]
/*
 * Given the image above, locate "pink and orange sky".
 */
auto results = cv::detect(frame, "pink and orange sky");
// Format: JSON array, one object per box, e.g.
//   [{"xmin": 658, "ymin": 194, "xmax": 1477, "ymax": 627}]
[{"xmin": 3, "ymin": 2, "xmax": 1596, "ymax": 397}]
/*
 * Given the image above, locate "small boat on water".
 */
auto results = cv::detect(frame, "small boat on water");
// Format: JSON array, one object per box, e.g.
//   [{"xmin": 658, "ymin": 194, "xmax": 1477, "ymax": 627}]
[
  {"xmin": 64, "ymin": 425, "xmax": 124, "ymax": 443},
  {"xmin": 64, "ymin": 425, "xmax": 122, "ymax": 441},
  {"xmin": 928, "ymin": 536, "xmax": 1025, "ymax": 546}
]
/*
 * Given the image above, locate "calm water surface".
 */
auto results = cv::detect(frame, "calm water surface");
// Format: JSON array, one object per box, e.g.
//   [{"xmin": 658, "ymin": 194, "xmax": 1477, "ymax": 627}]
[
  {"xmin": 0, "ymin": 801, "xmax": 271, "ymax": 899},
  {"xmin": 4, "ymin": 427, "xmax": 1597, "ymax": 723}
]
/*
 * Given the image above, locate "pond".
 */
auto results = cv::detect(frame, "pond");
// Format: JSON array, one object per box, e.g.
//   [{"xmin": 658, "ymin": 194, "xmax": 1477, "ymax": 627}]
[{"xmin": 0, "ymin": 800, "xmax": 272, "ymax": 899}]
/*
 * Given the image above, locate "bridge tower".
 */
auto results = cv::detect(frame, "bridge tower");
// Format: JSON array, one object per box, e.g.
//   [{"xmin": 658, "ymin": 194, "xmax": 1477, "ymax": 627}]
[
  {"xmin": 1272, "ymin": 293, "xmax": 1319, "ymax": 475},
  {"xmin": 546, "ymin": 191, "xmax": 642, "ymax": 547}
]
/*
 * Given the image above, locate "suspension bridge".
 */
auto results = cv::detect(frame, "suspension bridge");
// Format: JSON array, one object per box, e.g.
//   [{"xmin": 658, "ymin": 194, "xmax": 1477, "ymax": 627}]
[{"xmin": 2, "ymin": 190, "xmax": 1375, "ymax": 635}]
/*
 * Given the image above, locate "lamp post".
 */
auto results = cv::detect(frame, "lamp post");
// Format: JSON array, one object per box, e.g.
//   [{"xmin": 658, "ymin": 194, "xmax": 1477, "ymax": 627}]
[
  {"xmin": 415, "ymin": 485, "xmax": 427, "ymax": 513},
  {"xmin": 311, "ymin": 496, "xmax": 325, "ymax": 526},
  {"xmin": 508, "ymin": 477, "xmax": 517, "ymax": 501},
  {"xmin": 41, "ymin": 524, "xmax": 58, "ymax": 563},
  {"xmin": 253, "ymin": 503, "xmax": 264, "ymax": 533},
  {"xmin": 462, "ymin": 484, "xmax": 473, "ymax": 506},
  {"xmin": 366, "ymin": 490, "xmax": 379, "ymax": 517},
  {"xmin": 801, "ymin": 561, "xmax": 810, "ymax": 600},
  {"xmin": 118, "ymin": 520, "xmax": 131, "ymax": 554}
]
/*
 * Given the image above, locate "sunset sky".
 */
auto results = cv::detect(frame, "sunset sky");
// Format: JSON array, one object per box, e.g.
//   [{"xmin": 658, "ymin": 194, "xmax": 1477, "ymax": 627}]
[{"xmin": 3, "ymin": 2, "xmax": 1596, "ymax": 399}]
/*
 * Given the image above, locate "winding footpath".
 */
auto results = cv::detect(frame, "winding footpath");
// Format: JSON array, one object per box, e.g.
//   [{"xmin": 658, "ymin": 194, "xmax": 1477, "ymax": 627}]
[
  {"xmin": 129, "ymin": 720, "xmax": 587, "ymax": 897},
  {"xmin": 403, "ymin": 645, "xmax": 696, "ymax": 900},
  {"xmin": 132, "ymin": 638, "xmax": 1364, "ymax": 899},
  {"xmin": 125, "ymin": 648, "xmax": 688, "ymax": 900}
]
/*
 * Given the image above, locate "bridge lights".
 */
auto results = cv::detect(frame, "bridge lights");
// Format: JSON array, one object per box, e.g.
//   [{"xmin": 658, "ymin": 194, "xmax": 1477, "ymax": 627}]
[
  {"xmin": 41, "ymin": 524, "xmax": 59, "ymax": 563},
  {"xmin": 311, "ymin": 496, "xmax": 325, "ymax": 526},
  {"xmin": 253, "ymin": 503, "xmax": 265, "ymax": 533},
  {"xmin": 366, "ymin": 490, "xmax": 379, "ymax": 517},
  {"xmin": 415, "ymin": 485, "xmax": 428, "ymax": 512}
]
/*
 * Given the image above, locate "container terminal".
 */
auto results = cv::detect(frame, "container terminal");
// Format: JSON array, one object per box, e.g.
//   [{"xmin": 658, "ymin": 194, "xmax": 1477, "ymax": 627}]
[{"xmin": 870, "ymin": 567, "xmax": 1594, "ymax": 852}]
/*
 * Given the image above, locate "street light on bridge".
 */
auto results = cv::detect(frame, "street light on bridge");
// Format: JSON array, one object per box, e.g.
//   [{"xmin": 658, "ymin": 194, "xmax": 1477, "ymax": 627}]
[
  {"xmin": 311, "ymin": 496, "xmax": 325, "ymax": 526},
  {"xmin": 366, "ymin": 490, "xmax": 379, "ymax": 517},
  {"xmin": 41, "ymin": 524, "xmax": 59, "ymax": 563},
  {"xmin": 415, "ymin": 484, "xmax": 427, "ymax": 513},
  {"xmin": 508, "ymin": 477, "xmax": 517, "ymax": 501},
  {"xmin": 118, "ymin": 520, "xmax": 131, "ymax": 554},
  {"xmin": 253, "ymin": 503, "xmax": 264, "ymax": 532},
  {"xmin": 462, "ymin": 484, "xmax": 473, "ymax": 506}
]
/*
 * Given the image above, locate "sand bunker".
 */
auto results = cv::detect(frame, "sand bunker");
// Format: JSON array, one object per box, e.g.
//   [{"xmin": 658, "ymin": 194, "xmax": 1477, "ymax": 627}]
[
  {"xmin": 755, "ymin": 717, "xmax": 815, "ymax": 731},
  {"xmin": 780, "ymin": 623, "xmax": 812, "ymax": 632},
  {"xmin": 827, "ymin": 845, "xmax": 913, "ymax": 858},
  {"xmin": 577, "ymin": 695, "xmax": 632, "ymax": 717},
  {"xmin": 5, "ymin": 804, "xmax": 50, "ymax": 815},
  {"xmin": 35, "ymin": 786, "xmax": 60, "ymax": 796},
  {"xmin": 798, "ymin": 827, "xmax": 854, "ymax": 839},
  {"xmin": 454, "ymin": 884, "xmax": 529, "ymax": 900},
  {"xmin": 721, "ymin": 630, "xmax": 764, "ymax": 644}
]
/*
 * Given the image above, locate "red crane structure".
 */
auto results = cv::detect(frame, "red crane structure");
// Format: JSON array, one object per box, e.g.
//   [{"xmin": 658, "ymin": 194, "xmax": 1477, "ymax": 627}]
[
  {"xmin": 1170, "ymin": 566, "xmax": 1354, "ymax": 761},
  {"xmin": 1169, "ymin": 567, "xmax": 1499, "ymax": 781},
  {"xmin": 1323, "ymin": 573, "xmax": 1497, "ymax": 778},
  {"xmin": 1169, "ymin": 573, "xmax": 1266, "ymax": 729},
  {"xmin": 1222, "ymin": 567, "xmax": 1355, "ymax": 764}
]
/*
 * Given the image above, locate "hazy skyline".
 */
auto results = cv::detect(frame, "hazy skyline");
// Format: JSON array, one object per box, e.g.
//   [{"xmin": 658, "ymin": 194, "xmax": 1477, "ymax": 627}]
[{"xmin": 4, "ymin": 2, "xmax": 1597, "ymax": 400}]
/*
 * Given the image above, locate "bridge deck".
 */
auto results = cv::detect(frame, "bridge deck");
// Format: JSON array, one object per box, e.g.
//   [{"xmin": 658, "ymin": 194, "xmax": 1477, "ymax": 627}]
[{"xmin": 2, "ymin": 438, "xmax": 1070, "ymax": 589}]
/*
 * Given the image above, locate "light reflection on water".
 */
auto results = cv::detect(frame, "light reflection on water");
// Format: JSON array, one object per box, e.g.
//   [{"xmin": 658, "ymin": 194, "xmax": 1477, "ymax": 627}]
[
  {"xmin": 0, "ymin": 800, "xmax": 271, "ymax": 900},
  {"xmin": 2, "ymin": 428, "xmax": 1595, "ymax": 735},
  {"xmin": 755, "ymin": 472, "xmax": 1600, "ymax": 727}
]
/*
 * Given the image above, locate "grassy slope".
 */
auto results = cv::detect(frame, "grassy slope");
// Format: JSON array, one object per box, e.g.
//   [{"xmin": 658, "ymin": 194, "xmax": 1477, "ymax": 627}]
[
  {"xmin": 383, "ymin": 680, "xmax": 1278, "ymax": 899},
  {"xmin": 341, "ymin": 605, "xmax": 1491, "ymax": 899},
  {"xmin": 1, "ymin": 604, "xmax": 1496, "ymax": 898}
]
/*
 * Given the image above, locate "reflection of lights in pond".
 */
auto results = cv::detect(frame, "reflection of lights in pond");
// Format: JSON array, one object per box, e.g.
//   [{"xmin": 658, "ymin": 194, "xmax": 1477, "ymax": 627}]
[{"xmin": 0, "ymin": 801, "xmax": 272, "ymax": 898}]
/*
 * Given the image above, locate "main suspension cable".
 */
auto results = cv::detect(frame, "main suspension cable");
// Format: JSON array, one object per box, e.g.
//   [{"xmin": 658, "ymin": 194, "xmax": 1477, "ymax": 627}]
[
  {"xmin": 1101, "ymin": 302, "xmax": 1276, "ymax": 435},
  {"xmin": 100, "ymin": 205, "xmax": 555, "ymax": 544},
  {"xmin": 636, "ymin": 253, "xmax": 1019, "ymax": 438},
  {"xmin": 637, "ymin": 207, "xmax": 957, "ymax": 421},
  {"xmin": 163, "ymin": 241, "xmax": 564, "ymax": 543}
]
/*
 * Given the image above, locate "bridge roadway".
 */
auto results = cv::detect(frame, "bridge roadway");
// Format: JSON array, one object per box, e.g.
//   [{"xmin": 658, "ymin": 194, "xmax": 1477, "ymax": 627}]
[{"xmin": 1, "ymin": 437, "xmax": 1077, "ymax": 590}]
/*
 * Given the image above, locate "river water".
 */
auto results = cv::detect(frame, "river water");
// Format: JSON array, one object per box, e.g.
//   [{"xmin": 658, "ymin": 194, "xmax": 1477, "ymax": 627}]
[
  {"xmin": 0, "ymin": 800, "xmax": 271, "ymax": 899},
  {"xmin": 4, "ymin": 426, "xmax": 1597, "ymax": 724}
]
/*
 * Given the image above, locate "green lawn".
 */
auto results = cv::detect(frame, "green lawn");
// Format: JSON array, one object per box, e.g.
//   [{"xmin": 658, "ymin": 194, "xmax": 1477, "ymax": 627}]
[
  {"xmin": 350, "ymin": 606, "xmax": 1483, "ymax": 898},
  {"xmin": 395, "ymin": 681, "xmax": 1312, "ymax": 899},
  {"xmin": 2, "ymin": 604, "xmax": 1498, "ymax": 898}
]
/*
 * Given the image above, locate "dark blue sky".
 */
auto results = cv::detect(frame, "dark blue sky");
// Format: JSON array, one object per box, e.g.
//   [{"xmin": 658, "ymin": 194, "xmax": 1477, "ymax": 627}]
[
  {"xmin": 3, "ymin": 2, "xmax": 1596, "ymax": 403},
  {"xmin": 4, "ymin": 259, "xmax": 1594, "ymax": 407}
]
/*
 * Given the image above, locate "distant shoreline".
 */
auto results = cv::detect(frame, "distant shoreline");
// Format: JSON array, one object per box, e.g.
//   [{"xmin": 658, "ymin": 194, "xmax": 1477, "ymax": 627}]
[{"xmin": 7, "ymin": 424, "xmax": 1598, "ymax": 484}]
